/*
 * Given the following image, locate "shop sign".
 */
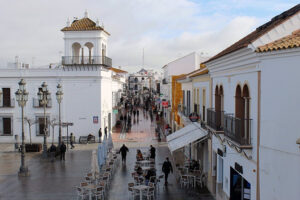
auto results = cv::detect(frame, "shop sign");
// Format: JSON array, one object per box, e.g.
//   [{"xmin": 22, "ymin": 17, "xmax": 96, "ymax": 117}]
[
  {"xmin": 189, "ymin": 112, "xmax": 199, "ymax": 122},
  {"xmin": 113, "ymin": 109, "xmax": 118, "ymax": 114},
  {"xmin": 162, "ymin": 101, "xmax": 168, "ymax": 107},
  {"xmin": 93, "ymin": 116, "xmax": 98, "ymax": 124}
]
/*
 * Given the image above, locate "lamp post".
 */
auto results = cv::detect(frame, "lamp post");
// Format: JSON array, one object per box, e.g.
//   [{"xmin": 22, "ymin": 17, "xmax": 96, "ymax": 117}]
[
  {"xmin": 38, "ymin": 82, "xmax": 51, "ymax": 158},
  {"xmin": 15, "ymin": 79, "xmax": 29, "ymax": 176},
  {"xmin": 56, "ymin": 84, "xmax": 63, "ymax": 145}
]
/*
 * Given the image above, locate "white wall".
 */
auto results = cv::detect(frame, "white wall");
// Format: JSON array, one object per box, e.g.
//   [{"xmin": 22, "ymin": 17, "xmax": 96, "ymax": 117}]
[
  {"xmin": 0, "ymin": 66, "xmax": 118, "ymax": 143},
  {"xmin": 259, "ymin": 49, "xmax": 300, "ymax": 200}
]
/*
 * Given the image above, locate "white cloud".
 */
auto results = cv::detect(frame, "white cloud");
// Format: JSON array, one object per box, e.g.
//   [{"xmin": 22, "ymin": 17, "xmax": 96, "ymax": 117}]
[{"xmin": 0, "ymin": 0, "xmax": 295, "ymax": 72}]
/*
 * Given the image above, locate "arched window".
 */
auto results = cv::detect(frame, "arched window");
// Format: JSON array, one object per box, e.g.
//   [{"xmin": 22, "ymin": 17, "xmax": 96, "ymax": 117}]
[
  {"xmin": 215, "ymin": 85, "xmax": 222, "ymax": 129},
  {"xmin": 84, "ymin": 42, "xmax": 94, "ymax": 64},
  {"xmin": 72, "ymin": 42, "xmax": 81, "ymax": 64},
  {"xmin": 235, "ymin": 84, "xmax": 251, "ymax": 143},
  {"xmin": 235, "ymin": 85, "xmax": 243, "ymax": 119}
]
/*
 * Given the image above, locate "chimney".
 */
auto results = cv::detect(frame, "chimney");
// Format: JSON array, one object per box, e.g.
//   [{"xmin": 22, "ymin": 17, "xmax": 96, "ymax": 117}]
[{"xmin": 84, "ymin": 10, "xmax": 89, "ymax": 18}]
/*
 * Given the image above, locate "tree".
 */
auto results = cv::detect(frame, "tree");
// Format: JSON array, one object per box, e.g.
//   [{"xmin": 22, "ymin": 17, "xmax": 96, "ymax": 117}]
[{"xmin": 24, "ymin": 117, "xmax": 38, "ymax": 145}]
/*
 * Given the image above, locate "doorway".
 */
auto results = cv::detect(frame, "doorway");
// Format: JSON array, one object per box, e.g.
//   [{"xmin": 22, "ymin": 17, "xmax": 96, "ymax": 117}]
[{"xmin": 230, "ymin": 168, "xmax": 251, "ymax": 200}]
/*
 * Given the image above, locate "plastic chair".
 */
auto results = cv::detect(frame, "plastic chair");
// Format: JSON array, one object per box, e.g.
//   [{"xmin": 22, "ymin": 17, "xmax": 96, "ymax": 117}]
[{"xmin": 180, "ymin": 175, "xmax": 189, "ymax": 188}]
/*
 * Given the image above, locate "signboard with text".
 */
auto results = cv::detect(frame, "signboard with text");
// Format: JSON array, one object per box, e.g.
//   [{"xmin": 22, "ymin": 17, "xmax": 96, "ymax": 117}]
[
  {"xmin": 93, "ymin": 116, "xmax": 99, "ymax": 124},
  {"xmin": 162, "ymin": 101, "xmax": 168, "ymax": 108}
]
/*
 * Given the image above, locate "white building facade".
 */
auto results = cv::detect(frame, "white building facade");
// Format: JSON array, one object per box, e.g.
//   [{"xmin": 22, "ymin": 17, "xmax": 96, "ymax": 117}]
[
  {"xmin": 205, "ymin": 5, "xmax": 300, "ymax": 200},
  {"xmin": 0, "ymin": 12, "xmax": 126, "ymax": 144}
]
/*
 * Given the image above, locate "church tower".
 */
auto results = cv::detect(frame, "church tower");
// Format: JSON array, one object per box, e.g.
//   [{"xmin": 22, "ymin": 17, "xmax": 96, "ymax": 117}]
[{"xmin": 61, "ymin": 11, "xmax": 111, "ymax": 67}]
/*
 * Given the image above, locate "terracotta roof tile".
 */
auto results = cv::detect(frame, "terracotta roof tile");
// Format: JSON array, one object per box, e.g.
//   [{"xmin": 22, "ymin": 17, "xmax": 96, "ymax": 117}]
[
  {"xmin": 204, "ymin": 4, "xmax": 300, "ymax": 63},
  {"xmin": 61, "ymin": 17, "xmax": 110, "ymax": 35},
  {"xmin": 256, "ymin": 29, "xmax": 300, "ymax": 52},
  {"xmin": 109, "ymin": 67, "xmax": 127, "ymax": 73}
]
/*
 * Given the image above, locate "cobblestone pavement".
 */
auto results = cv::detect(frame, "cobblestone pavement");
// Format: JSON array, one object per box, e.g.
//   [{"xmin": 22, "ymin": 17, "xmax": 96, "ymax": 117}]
[{"xmin": 0, "ymin": 109, "xmax": 214, "ymax": 200}]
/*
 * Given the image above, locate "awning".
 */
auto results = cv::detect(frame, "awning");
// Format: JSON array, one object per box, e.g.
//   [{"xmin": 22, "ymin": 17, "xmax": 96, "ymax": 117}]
[
  {"xmin": 166, "ymin": 123, "xmax": 199, "ymax": 142},
  {"xmin": 167, "ymin": 123, "xmax": 207, "ymax": 152}
]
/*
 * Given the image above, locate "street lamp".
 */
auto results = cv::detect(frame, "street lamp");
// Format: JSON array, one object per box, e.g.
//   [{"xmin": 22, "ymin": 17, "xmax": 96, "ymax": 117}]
[
  {"xmin": 38, "ymin": 82, "xmax": 51, "ymax": 158},
  {"xmin": 15, "ymin": 79, "xmax": 29, "ymax": 176},
  {"xmin": 56, "ymin": 84, "xmax": 63, "ymax": 145}
]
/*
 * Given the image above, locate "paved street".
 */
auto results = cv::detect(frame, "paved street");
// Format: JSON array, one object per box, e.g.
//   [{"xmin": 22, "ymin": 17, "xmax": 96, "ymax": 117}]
[{"xmin": 0, "ymin": 109, "xmax": 213, "ymax": 200}]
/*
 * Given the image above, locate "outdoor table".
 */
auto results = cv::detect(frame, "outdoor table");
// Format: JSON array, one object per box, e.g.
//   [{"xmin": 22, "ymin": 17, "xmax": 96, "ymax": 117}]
[
  {"xmin": 83, "ymin": 184, "xmax": 97, "ymax": 200},
  {"xmin": 139, "ymin": 160, "xmax": 151, "ymax": 166},
  {"xmin": 132, "ymin": 185, "xmax": 150, "ymax": 200},
  {"xmin": 185, "ymin": 174, "xmax": 196, "ymax": 188},
  {"xmin": 141, "ymin": 166, "xmax": 152, "ymax": 171}
]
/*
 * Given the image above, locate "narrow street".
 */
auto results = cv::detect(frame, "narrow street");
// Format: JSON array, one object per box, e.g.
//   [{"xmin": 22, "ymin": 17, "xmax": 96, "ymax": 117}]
[
  {"xmin": 0, "ymin": 106, "xmax": 214, "ymax": 200},
  {"xmin": 110, "ymin": 107, "xmax": 214, "ymax": 200}
]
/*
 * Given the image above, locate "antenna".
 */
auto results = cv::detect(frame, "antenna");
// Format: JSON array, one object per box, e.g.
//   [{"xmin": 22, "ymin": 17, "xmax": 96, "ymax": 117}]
[{"xmin": 142, "ymin": 48, "xmax": 144, "ymax": 68}]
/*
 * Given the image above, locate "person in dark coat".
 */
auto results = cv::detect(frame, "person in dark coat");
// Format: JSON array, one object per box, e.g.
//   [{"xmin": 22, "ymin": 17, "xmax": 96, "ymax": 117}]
[
  {"xmin": 162, "ymin": 157, "xmax": 173, "ymax": 185},
  {"xmin": 149, "ymin": 145, "xmax": 156, "ymax": 159},
  {"xmin": 104, "ymin": 127, "xmax": 108, "ymax": 139},
  {"xmin": 119, "ymin": 144, "xmax": 129, "ymax": 164},
  {"xmin": 49, "ymin": 144, "xmax": 57, "ymax": 162},
  {"xmin": 98, "ymin": 128, "xmax": 102, "ymax": 143},
  {"xmin": 60, "ymin": 142, "xmax": 67, "ymax": 161}
]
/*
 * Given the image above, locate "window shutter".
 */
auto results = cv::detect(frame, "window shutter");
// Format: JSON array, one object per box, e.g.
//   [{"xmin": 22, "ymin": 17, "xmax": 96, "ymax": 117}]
[
  {"xmin": 36, "ymin": 117, "xmax": 39, "ymax": 135},
  {"xmin": 0, "ymin": 95, "xmax": 3, "ymax": 107},
  {"xmin": 0, "ymin": 117, "xmax": 3, "ymax": 135}
]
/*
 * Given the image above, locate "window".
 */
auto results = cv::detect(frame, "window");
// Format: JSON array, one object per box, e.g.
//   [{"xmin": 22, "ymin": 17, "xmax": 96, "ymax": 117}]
[
  {"xmin": 36, "ymin": 116, "xmax": 50, "ymax": 136},
  {"xmin": 0, "ymin": 117, "xmax": 12, "ymax": 135},
  {"xmin": 2, "ymin": 88, "xmax": 11, "ymax": 107}
]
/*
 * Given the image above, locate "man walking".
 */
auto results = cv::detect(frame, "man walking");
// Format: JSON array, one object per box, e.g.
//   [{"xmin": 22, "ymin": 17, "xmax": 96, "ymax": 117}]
[
  {"xmin": 119, "ymin": 144, "xmax": 129, "ymax": 164},
  {"xmin": 162, "ymin": 157, "xmax": 173, "ymax": 185},
  {"xmin": 104, "ymin": 126, "xmax": 108, "ymax": 139},
  {"xmin": 60, "ymin": 142, "xmax": 67, "ymax": 161},
  {"xmin": 149, "ymin": 145, "xmax": 156, "ymax": 159},
  {"xmin": 70, "ymin": 133, "xmax": 75, "ymax": 149},
  {"xmin": 98, "ymin": 128, "xmax": 102, "ymax": 143},
  {"xmin": 49, "ymin": 143, "xmax": 57, "ymax": 162}
]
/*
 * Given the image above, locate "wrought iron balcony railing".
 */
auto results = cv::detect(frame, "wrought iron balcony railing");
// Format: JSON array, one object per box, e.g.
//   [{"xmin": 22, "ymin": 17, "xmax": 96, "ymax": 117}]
[
  {"xmin": 207, "ymin": 108, "xmax": 224, "ymax": 132},
  {"xmin": 223, "ymin": 114, "xmax": 252, "ymax": 147},
  {"xmin": 62, "ymin": 56, "xmax": 112, "ymax": 67}
]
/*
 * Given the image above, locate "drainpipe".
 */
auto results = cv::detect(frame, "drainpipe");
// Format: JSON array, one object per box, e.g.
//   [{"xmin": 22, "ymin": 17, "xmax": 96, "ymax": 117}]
[{"xmin": 256, "ymin": 71, "xmax": 261, "ymax": 200}]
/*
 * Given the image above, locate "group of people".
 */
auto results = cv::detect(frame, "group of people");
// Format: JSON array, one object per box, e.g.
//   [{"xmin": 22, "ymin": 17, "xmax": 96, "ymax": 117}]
[
  {"xmin": 119, "ymin": 143, "xmax": 173, "ymax": 185},
  {"xmin": 98, "ymin": 127, "xmax": 108, "ymax": 143}
]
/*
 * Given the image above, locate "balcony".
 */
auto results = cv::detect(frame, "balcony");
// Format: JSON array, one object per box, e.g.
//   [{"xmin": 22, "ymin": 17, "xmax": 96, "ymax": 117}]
[
  {"xmin": 0, "ymin": 98, "xmax": 15, "ymax": 108},
  {"xmin": 223, "ymin": 114, "xmax": 252, "ymax": 148},
  {"xmin": 207, "ymin": 108, "xmax": 224, "ymax": 132},
  {"xmin": 33, "ymin": 98, "xmax": 52, "ymax": 108},
  {"xmin": 62, "ymin": 56, "xmax": 112, "ymax": 67}
]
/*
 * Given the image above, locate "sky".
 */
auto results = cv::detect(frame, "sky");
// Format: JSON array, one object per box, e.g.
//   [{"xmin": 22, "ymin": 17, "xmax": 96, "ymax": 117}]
[{"xmin": 0, "ymin": 0, "xmax": 298, "ymax": 73}]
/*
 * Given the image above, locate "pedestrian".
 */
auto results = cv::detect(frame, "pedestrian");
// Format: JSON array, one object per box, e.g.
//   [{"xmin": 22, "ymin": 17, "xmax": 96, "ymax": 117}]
[
  {"xmin": 133, "ymin": 109, "xmax": 136, "ymax": 118},
  {"xmin": 137, "ymin": 109, "xmax": 139, "ymax": 118},
  {"xmin": 162, "ymin": 157, "xmax": 173, "ymax": 185},
  {"xmin": 60, "ymin": 142, "xmax": 67, "ymax": 161},
  {"xmin": 149, "ymin": 145, "xmax": 156, "ymax": 159},
  {"xmin": 98, "ymin": 128, "xmax": 102, "ymax": 143},
  {"xmin": 119, "ymin": 144, "xmax": 129, "ymax": 164},
  {"xmin": 104, "ymin": 126, "xmax": 108, "ymax": 139},
  {"xmin": 49, "ymin": 143, "xmax": 57, "ymax": 162},
  {"xmin": 70, "ymin": 133, "xmax": 75, "ymax": 149}
]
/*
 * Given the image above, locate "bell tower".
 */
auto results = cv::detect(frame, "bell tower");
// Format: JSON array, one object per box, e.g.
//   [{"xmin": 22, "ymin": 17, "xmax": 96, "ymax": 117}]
[{"xmin": 61, "ymin": 11, "xmax": 111, "ymax": 67}]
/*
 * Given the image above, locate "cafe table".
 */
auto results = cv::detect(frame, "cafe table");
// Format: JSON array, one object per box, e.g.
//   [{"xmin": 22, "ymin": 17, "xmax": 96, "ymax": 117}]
[
  {"xmin": 132, "ymin": 185, "xmax": 150, "ymax": 200},
  {"xmin": 83, "ymin": 184, "xmax": 97, "ymax": 200}
]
